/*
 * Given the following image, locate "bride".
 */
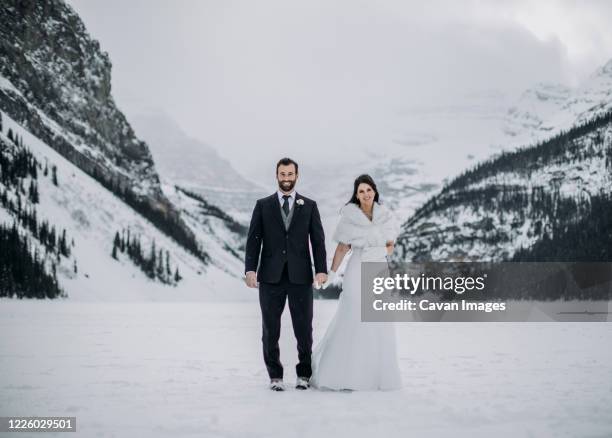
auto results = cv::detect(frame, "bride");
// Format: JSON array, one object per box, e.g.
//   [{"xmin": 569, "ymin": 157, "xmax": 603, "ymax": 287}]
[{"xmin": 312, "ymin": 174, "xmax": 402, "ymax": 391}]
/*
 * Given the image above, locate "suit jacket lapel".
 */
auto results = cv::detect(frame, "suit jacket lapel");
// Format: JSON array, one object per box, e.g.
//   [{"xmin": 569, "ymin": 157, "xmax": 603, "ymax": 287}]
[
  {"xmin": 269, "ymin": 194, "xmax": 285, "ymax": 230},
  {"xmin": 287, "ymin": 192, "xmax": 303, "ymax": 232}
]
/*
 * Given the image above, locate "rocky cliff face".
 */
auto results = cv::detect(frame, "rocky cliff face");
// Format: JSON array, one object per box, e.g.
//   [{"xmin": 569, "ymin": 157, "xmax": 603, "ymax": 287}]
[
  {"xmin": 0, "ymin": 0, "xmax": 217, "ymax": 261},
  {"xmin": 0, "ymin": 0, "xmax": 162, "ymax": 201}
]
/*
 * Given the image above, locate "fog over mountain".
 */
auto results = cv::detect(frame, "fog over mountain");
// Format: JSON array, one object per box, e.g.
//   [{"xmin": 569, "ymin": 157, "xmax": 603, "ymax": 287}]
[{"xmin": 68, "ymin": 0, "xmax": 612, "ymax": 185}]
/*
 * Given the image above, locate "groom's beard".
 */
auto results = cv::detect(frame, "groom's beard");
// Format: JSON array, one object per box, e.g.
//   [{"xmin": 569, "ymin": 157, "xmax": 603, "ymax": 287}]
[{"xmin": 278, "ymin": 180, "xmax": 295, "ymax": 192}]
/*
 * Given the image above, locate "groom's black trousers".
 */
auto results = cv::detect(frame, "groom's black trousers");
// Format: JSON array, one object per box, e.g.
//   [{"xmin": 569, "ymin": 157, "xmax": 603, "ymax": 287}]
[{"xmin": 258, "ymin": 263, "xmax": 313, "ymax": 380}]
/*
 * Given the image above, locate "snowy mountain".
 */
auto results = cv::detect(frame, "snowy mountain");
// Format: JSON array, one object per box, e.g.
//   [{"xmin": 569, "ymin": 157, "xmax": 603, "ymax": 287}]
[
  {"xmin": 392, "ymin": 110, "xmax": 612, "ymax": 262},
  {"xmin": 502, "ymin": 83, "xmax": 572, "ymax": 139},
  {"xmin": 386, "ymin": 58, "xmax": 612, "ymax": 263},
  {"xmin": 300, "ymin": 89, "xmax": 514, "ymax": 233},
  {"xmin": 0, "ymin": 111, "xmax": 250, "ymax": 300},
  {"xmin": 0, "ymin": 0, "xmax": 204, "ymax": 261},
  {"xmin": 306, "ymin": 58, "xmax": 612, "ymax": 265},
  {"xmin": 503, "ymin": 59, "xmax": 612, "ymax": 147},
  {"xmin": 0, "ymin": 1, "xmax": 160, "ymax": 200},
  {"xmin": 128, "ymin": 110, "xmax": 266, "ymax": 222},
  {"xmin": 0, "ymin": 1, "xmax": 250, "ymax": 299},
  {"xmin": 310, "ymin": 59, "xmax": 612, "ymax": 233}
]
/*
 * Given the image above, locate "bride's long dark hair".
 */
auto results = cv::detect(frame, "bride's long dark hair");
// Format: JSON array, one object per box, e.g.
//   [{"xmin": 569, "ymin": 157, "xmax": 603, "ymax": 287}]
[{"xmin": 347, "ymin": 174, "xmax": 380, "ymax": 206}]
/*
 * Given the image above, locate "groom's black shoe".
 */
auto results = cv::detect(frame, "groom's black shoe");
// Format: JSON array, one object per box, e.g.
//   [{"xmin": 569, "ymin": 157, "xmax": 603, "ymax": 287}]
[
  {"xmin": 296, "ymin": 377, "xmax": 310, "ymax": 390},
  {"xmin": 270, "ymin": 379, "xmax": 285, "ymax": 391}
]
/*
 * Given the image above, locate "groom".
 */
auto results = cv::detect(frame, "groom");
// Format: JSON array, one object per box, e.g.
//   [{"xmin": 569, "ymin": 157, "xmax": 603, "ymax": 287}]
[{"xmin": 245, "ymin": 157, "xmax": 327, "ymax": 391}]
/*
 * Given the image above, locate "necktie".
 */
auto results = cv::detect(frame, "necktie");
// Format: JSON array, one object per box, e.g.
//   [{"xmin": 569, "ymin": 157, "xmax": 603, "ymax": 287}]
[{"xmin": 282, "ymin": 195, "xmax": 290, "ymax": 216}]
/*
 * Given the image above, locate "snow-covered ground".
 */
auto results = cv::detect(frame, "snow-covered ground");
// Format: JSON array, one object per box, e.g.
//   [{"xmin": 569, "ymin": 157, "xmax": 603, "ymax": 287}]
[{"xmin": 1, "ymin": 299, "xmax": 611, "ymax": 438}]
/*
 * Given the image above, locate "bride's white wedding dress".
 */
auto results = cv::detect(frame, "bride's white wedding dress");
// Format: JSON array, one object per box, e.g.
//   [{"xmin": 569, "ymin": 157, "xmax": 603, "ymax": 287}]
[{"xmin": 311, "ymin": 202, "xmax": 402, "ymax": 391}]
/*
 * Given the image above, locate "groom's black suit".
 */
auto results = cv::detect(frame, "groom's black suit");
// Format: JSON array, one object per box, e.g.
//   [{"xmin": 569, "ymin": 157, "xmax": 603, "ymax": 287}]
[{"xmin": 245, "ymin": 192, "xmax": 327, "ymax": 379}]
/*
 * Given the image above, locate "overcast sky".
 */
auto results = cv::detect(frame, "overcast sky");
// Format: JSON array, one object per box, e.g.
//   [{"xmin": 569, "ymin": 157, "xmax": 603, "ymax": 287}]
[{"xmin": 68, "ymin": 0, "xmax": 612, "ymax": 180}]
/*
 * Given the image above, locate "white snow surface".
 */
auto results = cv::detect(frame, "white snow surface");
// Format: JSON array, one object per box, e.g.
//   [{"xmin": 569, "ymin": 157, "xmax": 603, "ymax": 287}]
[{"xmin": 1, "ymin": 300, "xmax": 611, "ymax": 438}]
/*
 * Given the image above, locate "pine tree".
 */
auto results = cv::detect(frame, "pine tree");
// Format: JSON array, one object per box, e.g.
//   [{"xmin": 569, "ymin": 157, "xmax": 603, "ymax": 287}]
[
  {"xmin": 30, "ymin": 158, "xmax": 38, "ymax": 178},
  {"xmin": 16, "ymin": 192, "xmax": 22, "ymax": 215},
  {"xmin": 124, "ymin": 235, "xmax": 128, "ymax": 252},
  {"xmin": 157, "ymin": 248, "xmax": 164, "ymax": 278},
  {"xmin": 113, "ymin": 231, "xmax": 121, "ymax": 251},
  {"xmin": 148, "ymin": 239, "xmax": 157, "ymax": 278},
  {"xmin": 165, "ymin": 250, "xmax": 171, "ymax": 277},
  {"xmin": 0, "ymin": 222, "xmax": 63, "ymax": 298},
  {"xmin": 28, "ymin": 180, "xmax": 39, "ymax": 203},
  {"xmin": 51, "ymin": 165, "xmax": 58, "ymax": 186},
  {"xmin": 136, "ymin": 236, "xmax": 142, "ymax": 262},
  {"xmin": 59, "ymin": 229, "xmax": 69, "ymax": 257},
  {"xmin": 0, "ymin": 188, "xmax": 8, "ymax": 207},
  {"xmin": 48, "ymin": 226, "xmax": 56, "ymax": 250}
]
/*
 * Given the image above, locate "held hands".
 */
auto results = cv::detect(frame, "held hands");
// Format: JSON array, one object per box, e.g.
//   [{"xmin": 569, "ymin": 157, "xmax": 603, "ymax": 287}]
[
  {"xmin": 245, "ymin": 271, "xmax": 258, "ymax": 288},
  {"xmin": 320, "ymin": 270, "xmax": 338, "ymax": 290},
  {"xmin": 313, "ymin": 273, "xmax": 328, "ymax": 289}
]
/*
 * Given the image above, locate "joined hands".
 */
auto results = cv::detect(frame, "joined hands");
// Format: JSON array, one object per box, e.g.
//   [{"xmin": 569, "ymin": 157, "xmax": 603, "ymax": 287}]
[{"xmin": 314, "ymin": 273, "xmax": 328, "ymax": 289}]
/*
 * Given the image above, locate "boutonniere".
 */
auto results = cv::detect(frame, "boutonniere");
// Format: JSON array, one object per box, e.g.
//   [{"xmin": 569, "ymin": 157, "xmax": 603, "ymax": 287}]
[{"xmin": 296, "ymin": 199, "xmax": 304, "ymax": 206}]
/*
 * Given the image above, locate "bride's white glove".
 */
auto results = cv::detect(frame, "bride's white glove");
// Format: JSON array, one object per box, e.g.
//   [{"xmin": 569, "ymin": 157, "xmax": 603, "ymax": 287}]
[{"xmin": 321, "ymin": 270, "xmax": 338, "ymax": 289}]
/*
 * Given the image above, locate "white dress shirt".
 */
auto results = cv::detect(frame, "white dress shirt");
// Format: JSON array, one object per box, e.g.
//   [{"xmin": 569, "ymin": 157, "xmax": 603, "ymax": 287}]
[{"xmin": 277, "ymin": 189, "xmax": 296, "ymax": 211}]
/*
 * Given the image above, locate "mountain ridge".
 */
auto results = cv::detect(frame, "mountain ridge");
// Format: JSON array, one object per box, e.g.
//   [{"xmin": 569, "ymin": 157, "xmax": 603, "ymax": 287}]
[{"xmin": 393, "ymin": 110, "xmax": 612, "ymax": 262}]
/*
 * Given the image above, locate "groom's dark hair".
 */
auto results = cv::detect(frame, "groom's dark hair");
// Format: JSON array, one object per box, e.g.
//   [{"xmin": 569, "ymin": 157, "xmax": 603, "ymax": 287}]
[{"xmin": 276, "ymin": 157, "xmax": 298, "ymax": 174}]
